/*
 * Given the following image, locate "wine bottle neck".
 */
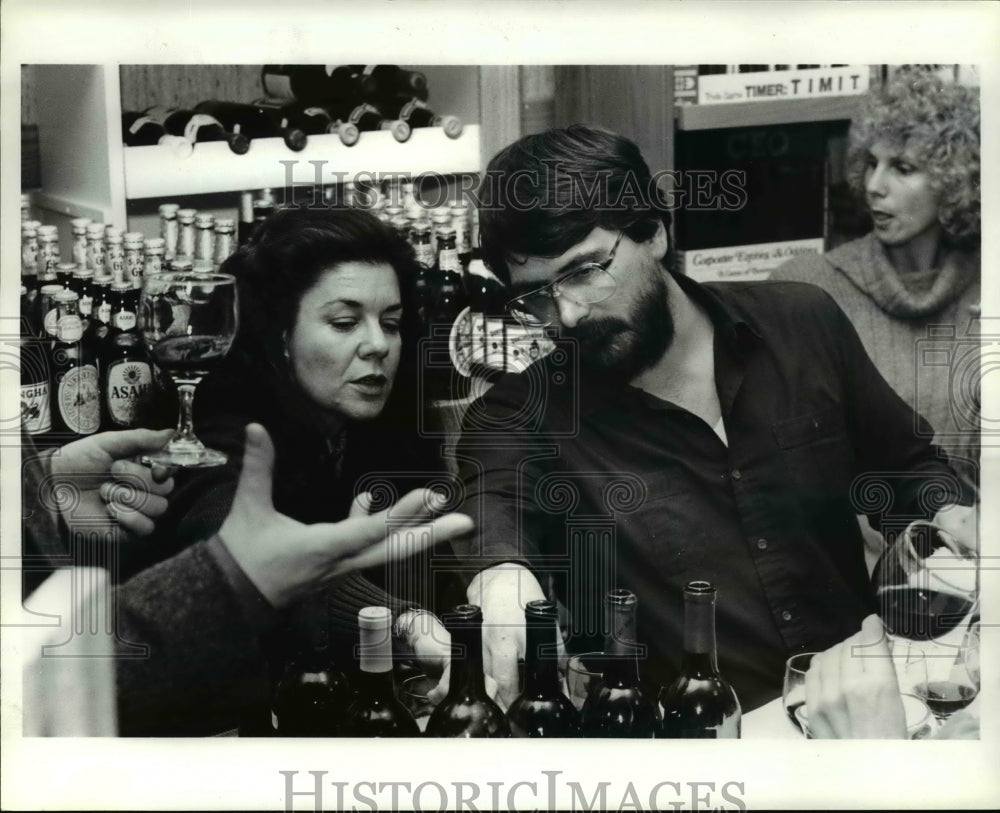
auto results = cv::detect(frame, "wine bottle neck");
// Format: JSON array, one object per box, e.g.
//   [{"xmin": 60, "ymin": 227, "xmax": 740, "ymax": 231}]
[
  {"xmin": 523, "ymin": 617, "xmax": 561, "ymax": 696},
  {"xmin": 603, "ymin": 601, "xmax": 642, "ymax": 688},
  {"xmin": 355, "ymin": 669, "xmax": 396, "ymax": 699},
  {"xmin": 682, "ymin": 595, "xmax": 719, "ymax": 675},
  {"xmin": 448, "ymin": 625, "xmax": 487, "ymax": 698}
]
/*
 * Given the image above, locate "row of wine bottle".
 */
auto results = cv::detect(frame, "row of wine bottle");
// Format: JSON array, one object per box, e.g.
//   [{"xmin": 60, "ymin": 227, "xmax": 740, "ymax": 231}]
[
  {"xmin": 122, "ymin": 65, "xmax": 462, "ymax": 153},
  {"xmin": 270, "ymin": 581, "xmax": 741, "ymax": 738}
]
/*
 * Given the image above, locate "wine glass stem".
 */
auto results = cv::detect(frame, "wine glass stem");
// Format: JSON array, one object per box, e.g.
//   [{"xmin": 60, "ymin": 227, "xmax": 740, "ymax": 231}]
[{"xmin": 174, "ymin": 383, "xmax": 200, "ymax": 445}]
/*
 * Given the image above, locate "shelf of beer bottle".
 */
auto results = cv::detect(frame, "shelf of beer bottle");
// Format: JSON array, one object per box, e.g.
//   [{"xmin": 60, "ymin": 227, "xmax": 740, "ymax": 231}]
[
  {"xmin": 675, "ymin": 96, "xmax": 861, "ymax": 130},
  {"xmin": 122, "ymin": 124, "xmax": 481, "ymax": 199}
]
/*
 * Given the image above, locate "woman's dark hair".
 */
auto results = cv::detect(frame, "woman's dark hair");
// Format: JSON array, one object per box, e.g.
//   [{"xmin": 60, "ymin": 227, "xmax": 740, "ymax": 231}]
[
  {"xmin": 207, "ymin": 204, "xmax": 436, "ymax": 474},
  {"xmin": 846, "ymin": 66, "xmax": 980, "ymax": 246},
  {"xmin": 478, "ymin": 124, "xmax": 672, "ymax": 283}
]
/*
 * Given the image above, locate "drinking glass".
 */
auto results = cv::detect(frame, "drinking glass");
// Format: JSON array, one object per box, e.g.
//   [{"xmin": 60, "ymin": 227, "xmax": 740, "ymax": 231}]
[
  {"xmin": 908, "ymin": 620, "xmax": 980, "ymax": 725},
  {"xmin": 398, "ymin": 672, "xmax": 438, "ymax": 733},
  {"xmin": 873, "ymin": 519, "xmax": 978, "ymax": 647},
  {"xmin": 566, "ymin": 652, "xmax": 605, "ymax": 712},
  {"xmin": 782, "ymin": 651, "xmax": 816, "ymax": 736},
  {"xmin": 138, "ymin": 271, "xmax": 238, "ymax": 468}
]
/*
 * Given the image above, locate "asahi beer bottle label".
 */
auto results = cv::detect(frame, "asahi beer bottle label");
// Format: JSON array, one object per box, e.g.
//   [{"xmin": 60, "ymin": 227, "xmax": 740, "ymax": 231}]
[
  {"xmin": 21, "ymin": 381, "xmax": 51, "ymax": 435},
  {"xmin": 439, "ymin": 247, "xmax": 461, "ymax": 275},
  {"xmin": 79, "ymin": 293, "xmax": 94, "ymax": 317},
  {"xmin": 114, "ymin": 310, "xmax": 137, "ymax": 332},
  {"xmin": 414, "ymin": 243, "xmax": 435, "ymax": 269},
  {"xmin": 98, "ymin": 299, "xmax": 112, "ymax": 325},
  {"xmin": 106, "ymin": 360, "xmax": 152, "ymax": 426},
  {"xmin": 58, "ymin": 365, "xmax": 100, "ymax": 434}
]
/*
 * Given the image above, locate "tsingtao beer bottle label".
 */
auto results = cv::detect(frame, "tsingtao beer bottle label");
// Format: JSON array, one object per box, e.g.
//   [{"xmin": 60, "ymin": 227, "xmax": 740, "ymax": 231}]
[{"xmin": 21, "ymin": 381, "xmax": 51, "ymax": 434}]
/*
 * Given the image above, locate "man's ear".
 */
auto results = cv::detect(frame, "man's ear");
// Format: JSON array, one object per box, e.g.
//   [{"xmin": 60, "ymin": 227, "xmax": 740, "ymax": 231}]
[{"xmin": 649, "ymin": 218, "xmax": 670, "ymax": 261}]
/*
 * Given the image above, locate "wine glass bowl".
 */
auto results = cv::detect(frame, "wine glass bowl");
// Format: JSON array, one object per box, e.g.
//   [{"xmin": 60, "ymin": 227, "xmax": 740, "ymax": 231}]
[
  {"xmin": 782, "ymin": 651, "xmax": 816, "ymax": 736},
  {"xmin": 874, "ymin": 520, "xmax": 978, "ymax": 643},
  {"xmin": 138, "ymin": 271, "xmax": 237, "ymax": 469},
  {"xmin": 909, "ymin": 620, "xmax": 980, "ymax": 725},
  {"xmin": 566, "ymin": 652, "xmax": 605, "ymax": 712}
]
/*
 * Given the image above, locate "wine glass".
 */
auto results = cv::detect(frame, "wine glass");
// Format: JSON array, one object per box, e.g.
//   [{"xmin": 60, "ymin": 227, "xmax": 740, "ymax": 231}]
[
  {"xmin": 782, "ymin": 651, "xmax": 815, "ymax": 736},
  {"xmin": 873, "ymin": 519, "xmax": 978, "ymax": 648},
  {"xmin": 566, "ymin": 651, "xmax": 605, "ymax": 712},
  {"xmin": 908, "ymin": 619, "xmax": 980, "ymax": 726},
  {"xmin": 138, "ymin": 271, "xmax": 238, "ymax": 468}
]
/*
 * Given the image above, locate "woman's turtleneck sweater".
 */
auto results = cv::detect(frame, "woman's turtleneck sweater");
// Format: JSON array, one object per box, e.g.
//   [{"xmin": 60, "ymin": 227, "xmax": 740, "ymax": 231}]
[{"xmin": 770, "ymin": 231, "xmax": 981, "ymax": 480}]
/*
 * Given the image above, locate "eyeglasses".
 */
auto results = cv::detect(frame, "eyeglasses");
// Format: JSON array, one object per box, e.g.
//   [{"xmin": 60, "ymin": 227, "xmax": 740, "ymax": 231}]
[{"xmin": 504, "ymin": 231, "xmax": 625, "ymax": 328}]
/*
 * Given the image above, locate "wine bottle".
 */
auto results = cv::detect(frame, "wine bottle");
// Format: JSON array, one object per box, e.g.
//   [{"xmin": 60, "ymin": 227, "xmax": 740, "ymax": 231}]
[
  {"xmin": 271, "ymin": 648, "xmax": 352, "ymax": 736},
  {"xmin": 359, "ymin": 65, "xmax": 428, "ymax": 101},
  {"xmin": 380, "ymin": 96, "xmax": 463, "ymax": 139},
  {"xmin": 580, "ymin": 588, "xmax": 660, "ymax": 738},
  {"xmin": 326, "ymin": 101, "xmax": 410, "ymax": 144},
  {"xmin": 252, "ymin": 97, "xmax": 337, "ymax": 135},
  {"xmin": 341, "ymin": 607, "xmax": 420, "ymax": 737},
  {"xmin": 144, "ymin": 107, "xmax": 250, "ymax": 155},
  {"xmin": 426, "ymin": 604, "xmax": 510, "ymax": 737},
  {"xmin": 121, "ymin": 112, "xmax": 194, "ymax": 155},
  {"xmin": 261, "ymin": 64, "xmax": 337, "ymax": 103},
  {"xmin": 507, "ymin": 600, "xmax": 579, "ymax": 737},
  {"xmin": 194, "ymin": 101, "xmax": 307, "ymax": 152},
  {"xmin": 657, "ymin": 580, "xmax": 741, "ymax": 738}
]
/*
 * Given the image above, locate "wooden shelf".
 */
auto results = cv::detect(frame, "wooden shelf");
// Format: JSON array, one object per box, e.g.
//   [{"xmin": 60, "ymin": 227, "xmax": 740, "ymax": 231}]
[
  {"xmin": 676, "ymin": 96, "xmax": 861, "ymax": 130},
  {"xmin": 123, "ymin": 125, "xmax": 482, "ymax": 199}
]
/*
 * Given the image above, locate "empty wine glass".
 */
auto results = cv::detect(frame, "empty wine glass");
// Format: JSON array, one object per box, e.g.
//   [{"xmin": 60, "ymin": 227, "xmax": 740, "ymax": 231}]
[
  {"xmin": 782, "ymin": 652, "xmax": 816, "ymax": 737},
  {"xmin": 138, "ymin": 271, "xmax": 238, "ymax": 468},
  {"xmin": 873, "ymin": 519, "xmax": 978, "ymax": 648}
]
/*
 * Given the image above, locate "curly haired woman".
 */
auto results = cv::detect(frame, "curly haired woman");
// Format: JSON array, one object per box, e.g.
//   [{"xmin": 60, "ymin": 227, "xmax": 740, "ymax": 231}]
[{"xmin": 772, "ymin": 67, "xmax": 980, "ymax": 491}]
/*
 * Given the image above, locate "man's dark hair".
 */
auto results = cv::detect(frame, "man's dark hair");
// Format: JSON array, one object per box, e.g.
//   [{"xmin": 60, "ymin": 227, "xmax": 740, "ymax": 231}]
[{"xmin": 478, "ymin": 124, "xmax": 672, "ymax": 284}]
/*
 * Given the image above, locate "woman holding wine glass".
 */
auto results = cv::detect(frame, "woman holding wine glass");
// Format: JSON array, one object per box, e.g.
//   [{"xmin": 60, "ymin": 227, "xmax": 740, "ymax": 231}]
[{"xmin": 143, "ymin": 205, "xmax": 462, "ymax": 731}]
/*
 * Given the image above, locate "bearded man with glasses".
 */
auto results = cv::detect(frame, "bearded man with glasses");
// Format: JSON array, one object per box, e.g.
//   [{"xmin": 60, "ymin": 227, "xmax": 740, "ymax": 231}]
[{"xmin": 445, "ymin": 124, "xmax": 976, "ymax": 720}]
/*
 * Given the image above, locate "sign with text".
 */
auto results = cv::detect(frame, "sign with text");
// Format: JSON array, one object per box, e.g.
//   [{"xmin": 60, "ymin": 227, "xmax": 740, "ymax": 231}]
[
  {"xmin": 681, "ymin": 238, "xmax": 825, "ymax": 283},
  {"xmin": 698, "ymin": 66, "xmax": 869, "ymax": 105}
]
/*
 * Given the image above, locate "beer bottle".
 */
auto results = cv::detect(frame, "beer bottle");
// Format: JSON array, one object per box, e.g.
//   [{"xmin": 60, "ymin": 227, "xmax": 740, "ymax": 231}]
[
  {"xmin": 50, "ymin": 291, "xmax": 100, "ymax": 440},
  {"xmin": 158, "ymin": 204, "xmax": 180, "ymax": 261},
  {"xmin": 20, "ymin": 300, "xmax": 52, "ymax": 439},
  {"xmin": 108, "ymin": 282, "xmax": 139, "ymax": 340},
  {"xmin": 101, "ymin": 332, "xmax": 154, "ymax": 431}
]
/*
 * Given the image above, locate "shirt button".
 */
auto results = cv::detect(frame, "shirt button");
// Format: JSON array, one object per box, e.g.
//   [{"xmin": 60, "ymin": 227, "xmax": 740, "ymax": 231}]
[
  {"xmin": 756, "ymin": 538, "xmax": 768, "ymax": 551},
  {"xmin": 781, "ymin": 610, "xmax": 793, "ymax": 622},
  {"xmin": 731, "ymin": 468, "xmax": 742, "ymax": 480}
]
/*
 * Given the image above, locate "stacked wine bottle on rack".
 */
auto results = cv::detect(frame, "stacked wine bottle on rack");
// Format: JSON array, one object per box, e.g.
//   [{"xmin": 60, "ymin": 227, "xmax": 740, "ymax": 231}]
[{"xmin": 120, "ymin": 65, "xmax": 465, "ymax": 154}]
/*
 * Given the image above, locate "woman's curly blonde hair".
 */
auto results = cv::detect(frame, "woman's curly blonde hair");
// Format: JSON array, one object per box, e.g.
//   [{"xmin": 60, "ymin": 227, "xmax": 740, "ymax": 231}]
[{"xmin": 846, "ymin": 66, "xmax": 980, "ymax": 246}]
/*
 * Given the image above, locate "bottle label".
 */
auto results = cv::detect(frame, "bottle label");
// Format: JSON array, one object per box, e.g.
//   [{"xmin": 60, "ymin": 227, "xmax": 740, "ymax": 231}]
[
  {"xmin": 439, "ymin": 248, "xmax": 461, "ymax": 274},
  {"xmin": 97, "ymin": 300, "xmax": 112, "ymax": 324},
  {"xmin": 106, "ymin": 359, "xmax": 152, "ymax": 426},
  {"xmin": 88, "ymin": 243, "xmax": 106, "ymax": 274},
  {"xmin": 114, "ymin": 310, "xmax": 137, "ymax": 331},
  {"xmin": 73, "ymin": 236, "xmax": 88, "ymax": 268},
  {"xmin": 184, "ymin": 114, "xmax": 221, "ymax": 143},
  {"xmin": 58, "ymin": 364, "xmax": 100, "ymax": 434},
  {"xmin": 414, "ymin": 244, "xmax": 435, "ymax": 269},
  {"xmin": 124, "ymin": 248, "xmax": 143, "ymax": 285},
  {"xmin": 40, "ymin": 243, "xmax": 61, "ymax": 275},
  {"xmin": 108, "ymin": 246, "xmax": 126, "ymax": 285},
  {"xmin": 303, "ymin": 107, "xmax": 327, "ymax": 119},
  {"xmin": 22, "ymin": 239, "xmax": 39, "ymax": 274},
  {"xmin": 21, "ymin": 380, "xmax": 51, "ymax": 435},
  {"xmin": 128, "ymin": 115, "xmax": 154, "ymax": 136},
  {"xmin": 43, "ymin": 307, "xmax": 59, "ymax": 337},
  {"xmin": 399, "ymin": 98, "xmax": 427, "ymax": 120},
  {"xmin": 263, "ymin": 74, "xmax": 293, "ymax": 99},
  {"xmin": 179, "ymin": 226, "xmax": 196, "ymax": 259},
  {"xmin": 144, "ymin": 256, "xmax": 163, "ymax": 277},
  {"xmin": 78, "ymin": 294, "xmax": 94, "ymax": 317},
  {"xmin": 57, "ymin": 315, "xmax": 83, "ymax": 343},
  {"xmin": 348, "ymin": 103, "xmax": 378, "ymax": 125}
]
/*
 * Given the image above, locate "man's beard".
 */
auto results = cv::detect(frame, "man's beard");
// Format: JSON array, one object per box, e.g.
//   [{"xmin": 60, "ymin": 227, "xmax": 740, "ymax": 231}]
[{"xmin": 565, "ymin": 271, "xmax": 673, "ymax": 383}]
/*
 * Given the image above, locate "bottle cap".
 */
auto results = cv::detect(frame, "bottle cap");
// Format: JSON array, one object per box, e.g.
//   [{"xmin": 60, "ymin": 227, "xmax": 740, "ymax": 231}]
[
  {"xmin": 40, "ymin": 284, "xmax": 64, "ymax": 295},
  {"xmin": 213, "ymin": 218, "xmax": 235, "ymax": 232},
  {"xmin": 94, "ymin": 273, "xmax": 114, "ymax": 287},
  {"xmin": 70, "ymin": 217, "xmax": 92, "ymax": 233},
  {"xmin": 524, "ymin": 599, "xmax": 559, "ymax": 620},
  {"xmin": 683, "ymin": 580, "xmax": 717, "ymax": 602},
  {"xmin": 177, "ymin": 208, "xmax": 198, "ymax": 224},
  {"xmin": 123, "ymin": 232, "xmax": 145, "ymax": 247},
  {"xmin": 37, "ymin": 225, "xmax": 59, "ymax": 240},
  {"xmin": 22, "ymin": 223, "xmax": 38, "ymax": 236},
  {"xmin": 87, "ymin": 223, "xmax": 107, "ymax": 237},
  {"xmin": 195, "ymin": 213, "xmax": 215, "ymax": 228},
  {"xmin": 605, "ymin": 588, "xmax": 637, "ymax": 608},
  {"xmin": 192, "ymin": 260, "xmax": 216, "ymax": 274},
  {"xmin": 57, "ymin": 262, "xmax": 79, "ymax": 274},
  {"xmin": 357, "ymin": 606, "xmax": 392, "ymax": 630},
  {"xmin": 158, "ymin": 203, "xmax": 180, "ymax": 217},
  {"xmin": 440, "ymin": 115, "xmax": 464, "ymax": 139},
  {"xmin": 111, "ymin": 282, "xmax": 135, "ymax": 293},
  {"xmin": 171, "ymin": 259, "xmax": 194, "ymax": 272},
  {"xmin": 73, "ymin": 267, "xmax": 94, "ymax": 280},
  {"xmin": 54, "ymin": 289, "xmax": 79, "ymax": 303}
]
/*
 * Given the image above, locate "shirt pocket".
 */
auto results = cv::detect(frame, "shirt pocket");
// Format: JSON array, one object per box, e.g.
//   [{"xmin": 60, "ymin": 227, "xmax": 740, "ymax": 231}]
[
  {"xmin": 624, "ymin": 466, "xmax": 700, "ymax": 579},
  {"xmin": 771, "ymin": 405, "xmax": 852, "ymax": 499}
]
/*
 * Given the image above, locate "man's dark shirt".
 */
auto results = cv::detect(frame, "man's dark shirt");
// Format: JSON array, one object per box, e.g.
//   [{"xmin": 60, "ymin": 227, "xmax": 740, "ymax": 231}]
[{"xmin": 453, "ymin": 276, "xmax": 969, "ymax": 712}]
